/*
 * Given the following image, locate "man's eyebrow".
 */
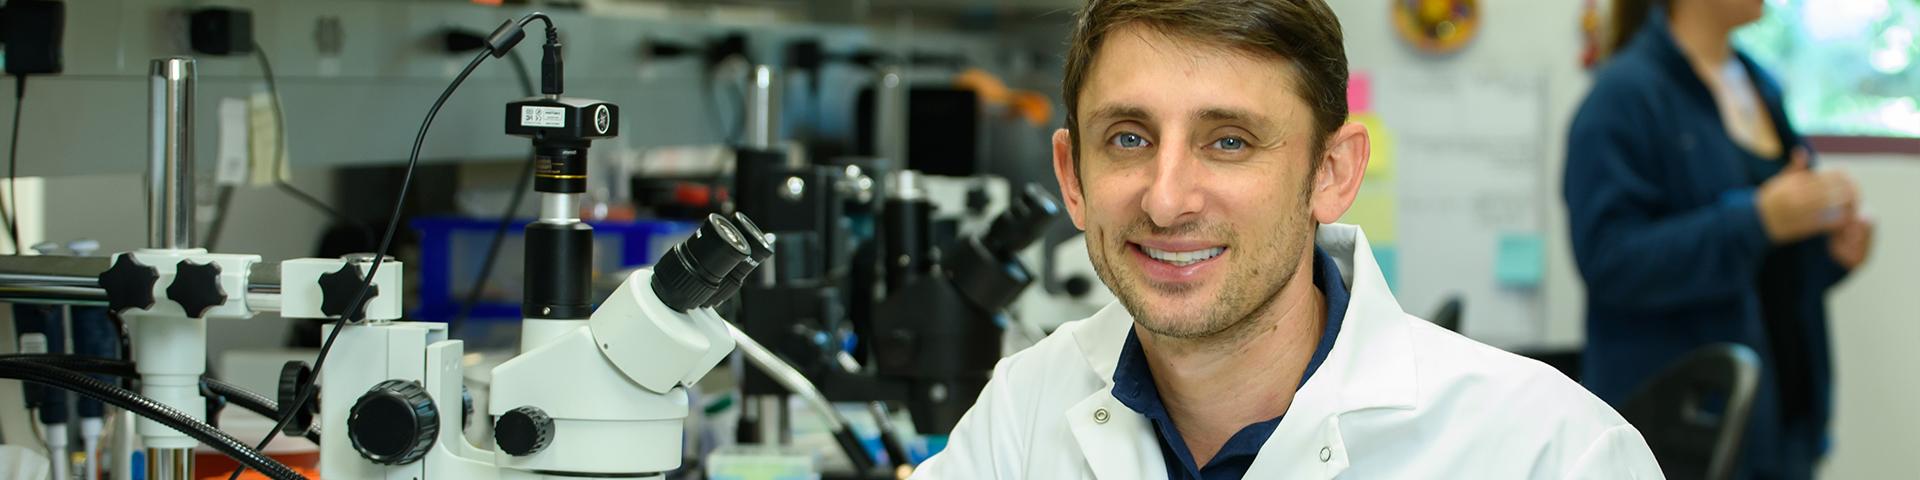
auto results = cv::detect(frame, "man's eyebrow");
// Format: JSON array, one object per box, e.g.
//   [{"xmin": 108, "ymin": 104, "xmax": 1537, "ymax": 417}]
[
  {"xmin": 1087, "ymin": 103, "xmax": 1153, "ymax": 124},
  {"xmin": 1197, "ymin": 107, "xmax": 1274, "ymax": 129}
]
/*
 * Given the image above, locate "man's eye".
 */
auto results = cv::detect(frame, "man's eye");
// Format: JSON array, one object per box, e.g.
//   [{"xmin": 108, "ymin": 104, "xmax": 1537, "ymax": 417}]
[
  {"xmin": 1112, "ymin": 133, "xmax": 1150, "ymax": 149},
  {"xmin": 1212, "ymin": 136, "xmax": 1247, "ymax": 151}
]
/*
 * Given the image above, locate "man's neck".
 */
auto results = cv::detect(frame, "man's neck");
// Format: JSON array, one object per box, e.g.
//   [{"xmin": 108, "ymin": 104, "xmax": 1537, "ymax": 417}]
[
  {"xmin": 1135, "ymin": 252, "xmax": 1327, "ymax": 467},
  {"xmin": 1668, "ymin": 6, "xmax": 1735, "ymax": 70}
]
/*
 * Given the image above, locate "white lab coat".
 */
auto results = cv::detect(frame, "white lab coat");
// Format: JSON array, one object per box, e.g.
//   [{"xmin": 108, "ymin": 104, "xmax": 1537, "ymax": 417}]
[{"xmin": 913, "ymin": 224, "xmax": 1664, "ymax": 479}]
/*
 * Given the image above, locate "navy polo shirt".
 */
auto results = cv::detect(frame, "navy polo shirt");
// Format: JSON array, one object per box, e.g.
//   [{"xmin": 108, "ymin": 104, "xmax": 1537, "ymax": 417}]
[{"xmin": 1111, "ymin": 247, "xmax": 1349, "ymax": 480}]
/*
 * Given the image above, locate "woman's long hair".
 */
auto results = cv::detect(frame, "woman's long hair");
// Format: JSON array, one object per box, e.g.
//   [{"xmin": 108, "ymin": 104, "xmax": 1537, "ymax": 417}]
[{"xmin": 1606, "ymin": 0, "xmax": 1663, "ymax": 60}]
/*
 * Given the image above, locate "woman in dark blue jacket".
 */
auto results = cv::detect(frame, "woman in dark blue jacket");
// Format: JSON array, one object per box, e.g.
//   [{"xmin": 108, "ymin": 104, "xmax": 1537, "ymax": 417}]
[{"xmin": 1565, "ymin": 0, "xmax": 1874, "ymax": 477}]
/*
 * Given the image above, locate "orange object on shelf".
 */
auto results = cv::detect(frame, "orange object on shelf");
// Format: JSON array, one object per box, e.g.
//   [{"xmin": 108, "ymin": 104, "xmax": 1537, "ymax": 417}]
[{"xmin": 196, "ymin": 450, "xmax": 320, "ymax": 479}]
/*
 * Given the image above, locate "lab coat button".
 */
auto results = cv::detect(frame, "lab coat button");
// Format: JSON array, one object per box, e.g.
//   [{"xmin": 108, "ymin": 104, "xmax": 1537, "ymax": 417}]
[
  {"xmin": 1319, "ymin": 446, "xmax": 1331, "ymax": 462},
  {"xmin": 1093, "ymin": 408, "xmax": 1110, "ymax": 424}
]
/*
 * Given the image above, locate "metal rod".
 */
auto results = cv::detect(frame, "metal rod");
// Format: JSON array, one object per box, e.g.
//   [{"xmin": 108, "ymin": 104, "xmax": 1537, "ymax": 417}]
[
  {"xmin": 0, "ymin": 273, "xmax": 100, "ymax": 287},
  {"xmin": 758, "ymin": 395, "xmax": 785, "ymax": 446},
  {"xmin": 245, "ymin": 292, "xmax": 281, "ymax": 313},
  {"xmin": 874, "ymin": 66, "xmax": 908, "ymax": 165},
  {"xmin": 744, "ymin": 65, "xmax": 780, "ymax": 150},
  {"xmin": 0, "ymin": 274, "xmax": 280, "ymax": 308},
  {"xmin": 112, "ymin": 410, "xmax": 133, "ymax": 480},
  {"xmin": 0, "ymin": 285, "xmax": 108, "ymax": 306},
  {"xmin": 835, "ymin": 350, "xmax": 863, "ymax": 373},
  {"xmin": 0, "ymin": 252, "xmax": 111, "ymax": 277},
  {"xmin": 0, "ymin": 255, "xmax": 281, "ymax": 289},
  {"xmin": 148, "ymin": 58, "xmax": 195, "ymax": 250},
  {"xmin": 724, "ymin": 321, "xmax": 851, "ymax": 432},
  {"xmin": 146, "ymin": 447, "xmax": 192, "ymax": 480},
  {"xmin": 889, "ymin": 170, "xmax": 923, "ymax": 202}
]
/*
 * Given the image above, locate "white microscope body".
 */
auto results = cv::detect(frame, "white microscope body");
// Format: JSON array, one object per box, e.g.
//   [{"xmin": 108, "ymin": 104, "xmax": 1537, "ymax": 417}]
[
  {"xmin": 316, "ymin": 214, "xmax": 765, "ymax": 479},
  {"xmin": 486, "ymin": 269, "xmax": 735, "ymax": 476}
]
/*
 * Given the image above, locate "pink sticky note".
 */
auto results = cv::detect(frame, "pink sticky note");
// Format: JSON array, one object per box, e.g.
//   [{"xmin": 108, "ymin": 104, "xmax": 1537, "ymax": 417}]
[{"xmin": 1349, "ymin": 72, "xmax": 1372, "ymax": 113}]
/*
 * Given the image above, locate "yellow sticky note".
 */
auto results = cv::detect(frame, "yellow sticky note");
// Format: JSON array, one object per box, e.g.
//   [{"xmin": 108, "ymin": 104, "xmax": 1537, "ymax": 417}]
[
  {"xmin": 1354, "ymin": 113, "xmax": 1395, "ymax": 181},
  {"xmin": 1342, "ymin": 184, "xmax": 1397, "ymax": 244}
]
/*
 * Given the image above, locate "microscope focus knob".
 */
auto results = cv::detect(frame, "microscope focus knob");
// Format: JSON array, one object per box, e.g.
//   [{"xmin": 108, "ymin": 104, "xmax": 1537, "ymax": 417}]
[
  {"xmin": 166, "ymin": 260, "xmax": 226, "ymax": 318},
  {"xmin": 347, "ymin": 380, "xmax": 438, "ymax": 465},
  {"xmin": 276, "ymin": 361, "xmax": 318, "ymax": 437},
  {"xmin": 493, "ymin": 405, "xmax": 554, "ymax": 456},
  {"xmin": 98, "ymin": 253, "xmax": 159, "ymax": 314}
]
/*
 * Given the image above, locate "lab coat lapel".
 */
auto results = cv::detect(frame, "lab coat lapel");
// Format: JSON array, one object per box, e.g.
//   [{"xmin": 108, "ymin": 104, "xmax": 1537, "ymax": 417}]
[
  {"xmin": 1245, "ymin": 225, "xmax": 1418, "ymax": 479},
  {"xmin": 1065, "ymin": 303, "xmax": 1163, "ymax": 480},
  {"xmin": 1066, "ymin": 387, "xmax": 1166, "ymax": 480}
]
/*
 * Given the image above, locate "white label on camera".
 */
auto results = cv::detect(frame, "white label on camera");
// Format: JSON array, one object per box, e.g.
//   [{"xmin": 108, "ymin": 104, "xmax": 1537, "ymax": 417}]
[{"xmin": 521, "ymin": 106, "xmax": 566, "ymax": 128}]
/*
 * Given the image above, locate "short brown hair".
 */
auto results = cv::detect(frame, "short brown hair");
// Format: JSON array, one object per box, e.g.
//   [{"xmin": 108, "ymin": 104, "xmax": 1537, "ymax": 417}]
[{"xmin": 1061, "ymin": 0, "xmax": 1350, "ymax": 165}]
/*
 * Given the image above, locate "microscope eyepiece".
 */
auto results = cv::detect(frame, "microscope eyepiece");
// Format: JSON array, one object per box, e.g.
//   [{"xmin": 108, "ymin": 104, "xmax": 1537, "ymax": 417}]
[
  {"xmin": 700, "ymin": 212, "xmax": 776, "ymax": 308},
  {"xmin": 730, "ymin": 212, "xmax": 775, "ymax": 263},
  {"xmin": 652, "ymin": 213, "xmax": 753, "ymax": 311},
  {"xmin": 980, "ymin": 184, "xmax": 1062, "ymax": 256}
]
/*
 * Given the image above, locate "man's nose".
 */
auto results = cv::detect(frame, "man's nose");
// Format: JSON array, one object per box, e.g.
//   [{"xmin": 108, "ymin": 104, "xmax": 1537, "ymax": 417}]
[{"xmin": 1142, "ymin": 147, "xmax": 1204, "ymax": 227}]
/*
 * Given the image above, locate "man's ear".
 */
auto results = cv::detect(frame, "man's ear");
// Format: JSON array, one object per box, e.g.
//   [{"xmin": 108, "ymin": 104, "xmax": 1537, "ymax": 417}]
[
  {"xmin": 1310, "ymin": 122, "xmax": 1370, "ymax": 224},
  {"xmin": 1051, "ymin": 128, "xmax": 1088, "ymax": 230}
]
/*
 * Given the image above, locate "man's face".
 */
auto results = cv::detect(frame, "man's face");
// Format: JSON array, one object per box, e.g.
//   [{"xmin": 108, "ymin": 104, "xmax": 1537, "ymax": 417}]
[{"xmin": 1055, "ymin": 25, "xmax": 1324, "ymax": 339}]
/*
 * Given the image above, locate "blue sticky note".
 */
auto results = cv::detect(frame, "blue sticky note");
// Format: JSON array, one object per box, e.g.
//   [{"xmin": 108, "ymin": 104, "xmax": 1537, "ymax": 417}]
[
  {"xmin": 1495, "ymin": 233, "xmax": 1544, "ymax": 288},
  {"xmin": 1372, "ymin": 244, "xmax": 1398, "ymax": 292}
]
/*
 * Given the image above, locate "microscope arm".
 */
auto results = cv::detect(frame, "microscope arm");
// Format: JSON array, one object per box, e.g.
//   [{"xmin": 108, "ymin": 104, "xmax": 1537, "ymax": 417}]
[{"xmin": 725, "ymin": 321, "xmax": 878, "ymax": 473}]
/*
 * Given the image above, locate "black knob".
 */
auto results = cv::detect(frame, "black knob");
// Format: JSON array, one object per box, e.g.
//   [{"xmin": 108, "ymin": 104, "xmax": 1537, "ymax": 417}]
[
  {"xmin": 98, "ymin": 253, "xmax": 159, "ymax": 314},
  {"xmin": 651, "ymin": 213, "xmax": 752, "ymax": 311},
  {"xmin": 166, "ymin": 260, "xmax": 226, "ymax": 318},
  {"xmin": 1064, "ymin": 275, "xmax": 1094, "ymax": 298},
  {"xmin": 493, "ymin": 405, "xmax": 554, "ymax": 457},
  {"xmin": 347, "ymin": 380, "xmax": 438, "ymax": 465},
  {"xmin": 276, "ymin": 361, "xmax": 318, "ymax": 437},
  {"xmin": 319, "ymin": 262, "xmax": 377, "ymax": 321},
  {"xmin": 965, "ymin": 186, "xmax": 991, "ymax": 216},
  {"xmin": 703, "ymin": 212, "xmax": 776, "ymax": 308}
]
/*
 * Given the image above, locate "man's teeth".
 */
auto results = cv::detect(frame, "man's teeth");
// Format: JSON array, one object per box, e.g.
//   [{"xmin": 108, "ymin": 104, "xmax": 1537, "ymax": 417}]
[{"xmin": 1141, "ymin": 246, "xmax": 1226, "ymax": 266}]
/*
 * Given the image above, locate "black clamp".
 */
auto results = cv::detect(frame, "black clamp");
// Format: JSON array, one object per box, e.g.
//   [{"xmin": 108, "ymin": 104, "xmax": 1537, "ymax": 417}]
[
  {"xmin": 98, "ymin": 253, "xmax": 159, "ymax": 314},
  {"xmin": 166, "ymin": 260, "xmax": 226, "ymax": 318},
  {"xmin": 318, "ymin": 263, "xmax": 377, "ymax": 321}
]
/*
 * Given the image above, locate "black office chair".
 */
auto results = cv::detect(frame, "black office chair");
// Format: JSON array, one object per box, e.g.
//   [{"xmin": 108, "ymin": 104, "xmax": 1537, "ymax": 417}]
[
  {"xmin": 1619, "ymin": 343, "xmax": 1760, "ymax": 480},
  {"xmin": 1429, "ymin": 296, "xmax": 1463, "ymax": 332}
]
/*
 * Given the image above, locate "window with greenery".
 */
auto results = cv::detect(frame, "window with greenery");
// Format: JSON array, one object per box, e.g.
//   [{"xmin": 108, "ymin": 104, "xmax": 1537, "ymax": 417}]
[{"xmin": 1735, "ymin": 0, "xmax": 1919, "ymax": 138}]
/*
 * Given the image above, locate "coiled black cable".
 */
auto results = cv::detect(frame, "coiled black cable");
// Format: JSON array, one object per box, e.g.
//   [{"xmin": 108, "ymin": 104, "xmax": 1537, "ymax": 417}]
[
  {"xmin": 0, "ymin": 354, "xmax": 323, "ymax": 443},
  {"xmin": 0, "ymin": 360, "xmax": 305, "ymax": 480}
]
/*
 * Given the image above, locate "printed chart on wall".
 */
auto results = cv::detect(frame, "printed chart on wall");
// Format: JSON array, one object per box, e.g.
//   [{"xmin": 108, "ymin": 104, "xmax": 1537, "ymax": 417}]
[{"xmin": 1346, "ymin": 68, "xmax": 1549, "ymax": 349}]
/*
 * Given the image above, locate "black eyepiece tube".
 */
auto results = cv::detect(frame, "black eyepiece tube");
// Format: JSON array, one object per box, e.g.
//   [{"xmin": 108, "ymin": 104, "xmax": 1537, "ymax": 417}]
[{"xmin": 651, "ymin": 214, "xmax": 752, "ymax": 311}]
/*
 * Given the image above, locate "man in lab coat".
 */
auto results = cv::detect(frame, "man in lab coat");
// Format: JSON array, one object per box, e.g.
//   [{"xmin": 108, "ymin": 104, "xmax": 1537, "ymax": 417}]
[{"xmin": 912, "ymin": 1, "xmax": 1664, "ymax": 478}]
